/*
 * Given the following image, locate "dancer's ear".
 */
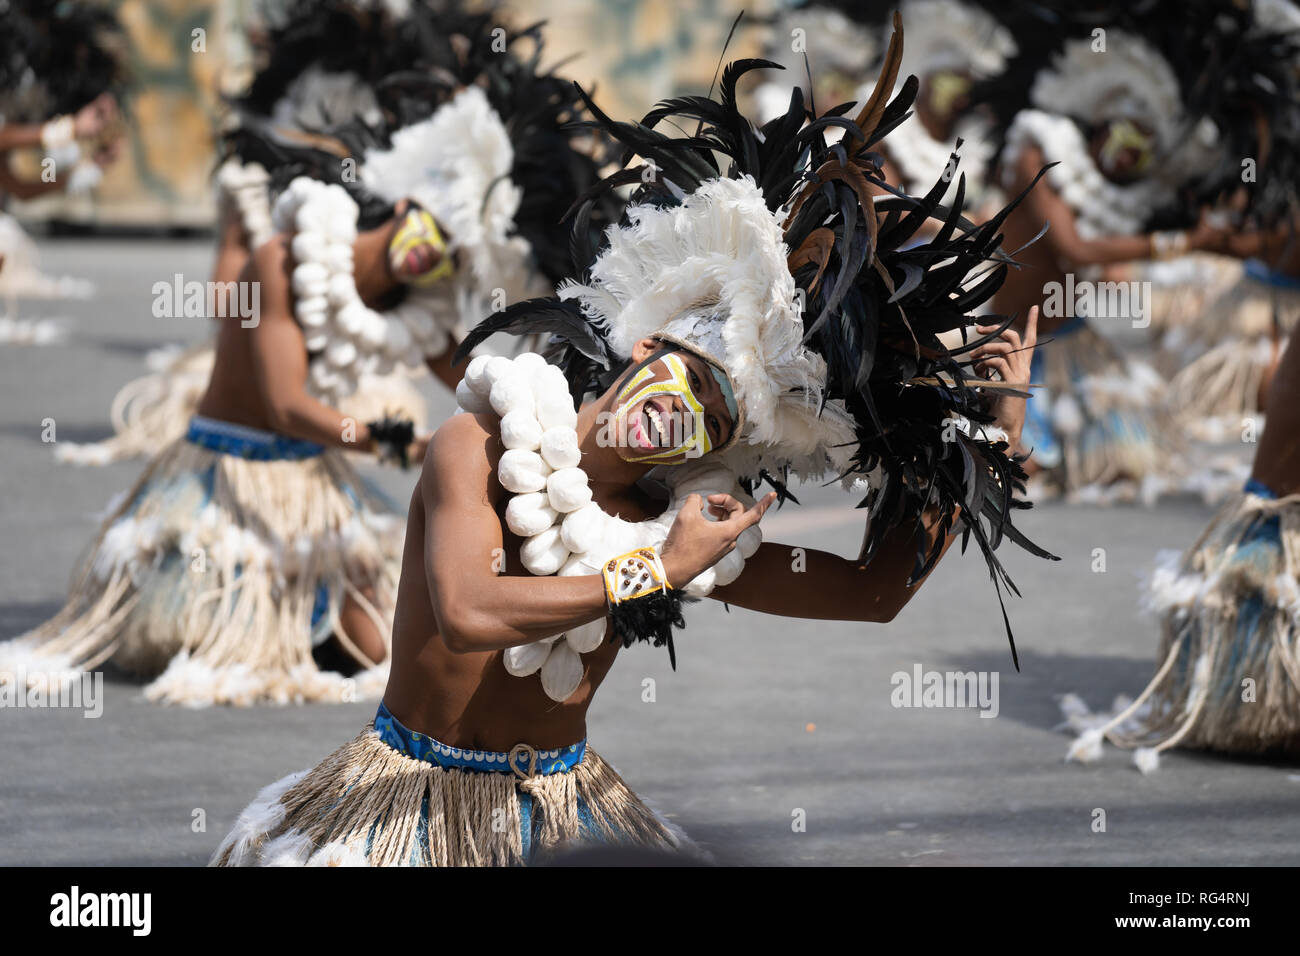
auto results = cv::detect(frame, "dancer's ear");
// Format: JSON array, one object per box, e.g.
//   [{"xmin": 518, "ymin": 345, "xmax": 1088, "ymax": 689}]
[{"xmin": 629, "ymin": 337, "xmax": 660, "ymax": 363}]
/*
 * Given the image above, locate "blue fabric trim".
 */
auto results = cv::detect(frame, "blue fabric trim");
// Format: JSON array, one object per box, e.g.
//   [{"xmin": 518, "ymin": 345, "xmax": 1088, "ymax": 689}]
[
  {"xmin": 373, "ymin": 701, "xmax": 586, "ymax": 775},
  {"xmin": 1244, "ymin": 477, "xmax": 1278, "ymax": 500},
  {"xmin": 185, "ymin": 415, "xmax": 324, "ymax": 461},
  {"xmin": 1244, "ymin": 259, "xmax": 1300, "ymax": 291}
]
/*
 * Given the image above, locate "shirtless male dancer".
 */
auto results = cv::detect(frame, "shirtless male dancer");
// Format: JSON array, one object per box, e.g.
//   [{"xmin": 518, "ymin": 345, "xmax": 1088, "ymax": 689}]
[{"xmin": 212, "ymin": 29, "xmax": 1055, "ymax": 864}]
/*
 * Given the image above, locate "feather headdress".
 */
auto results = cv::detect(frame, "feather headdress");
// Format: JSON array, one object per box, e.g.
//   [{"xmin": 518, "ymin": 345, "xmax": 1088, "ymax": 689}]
[
  {"xmin": 975, "ymin": 0, "xmax": 1300, "ymax": 230},
  {"xmin": 0, "ymin": 0, "xmax": 126, "ymax": 123},
  {"xmin": 459, "ymin": 13, "xmax": 1059, "ymax": 665}
]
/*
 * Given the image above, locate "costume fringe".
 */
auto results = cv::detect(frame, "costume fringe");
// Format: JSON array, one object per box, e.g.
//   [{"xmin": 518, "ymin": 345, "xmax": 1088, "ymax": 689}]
[
  {"xmin": 1162, "ymin": 273, "xmax": 1297, "ymax": 441},
  {"xmin": 0, "ymin": 439, "xmax": 402, "ymax": 706},
  {"xmin": 1036, "ymin": 320, "xmax": 1188, "ymax": 505},
  {"xmin": 210, "ymin": 727, "xmax": 693, "ymax": 866},
  {"xmin": 1143, "ymin": 254, "xmax": 1242, "ymax": 338},
  {"xmin": 55, "ymin": 341, "xmax": 428, "ymax": 466},
  {"xmin": 0, "ymin": 212, "xmax": 94, "ymax": 302},
  {"xmin": 1063, "ymin": 490, "xmax": 1300, "ymax": 769}
]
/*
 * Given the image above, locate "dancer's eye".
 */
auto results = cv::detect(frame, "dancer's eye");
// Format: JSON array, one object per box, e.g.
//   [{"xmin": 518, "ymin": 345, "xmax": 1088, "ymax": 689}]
[
  {"xmin": 689, "ymin": 369, "xmax": 701, "ymax": 391},
  {"xmin": 708, "ymin": 415, "xmax": 721, "ymax": 442}
]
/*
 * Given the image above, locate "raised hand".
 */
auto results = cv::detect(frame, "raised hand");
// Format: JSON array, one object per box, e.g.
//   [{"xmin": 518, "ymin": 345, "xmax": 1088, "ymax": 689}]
[
  {"xmin": 660, "ymin": 491, "xmax": 776, "ymax": 588},
  {"xmin": 973, "ymin": 304, "xmax": 1038, "ymax": 448}
]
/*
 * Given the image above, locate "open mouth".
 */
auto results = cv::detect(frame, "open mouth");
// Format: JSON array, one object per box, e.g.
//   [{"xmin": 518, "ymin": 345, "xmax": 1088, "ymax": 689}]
[
  {"xmin": 631, "ymin": 397, "xmax": 675, "ymax": 450},
  {"xmin": 404, "ymin": 246, "xmax": 434, "ymax": 276}
]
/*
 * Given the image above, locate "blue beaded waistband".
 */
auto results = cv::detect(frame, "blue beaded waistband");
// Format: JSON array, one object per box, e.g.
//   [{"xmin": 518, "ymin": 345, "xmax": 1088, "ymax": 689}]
[
  {"xmin": 1244, "ymin": 477, "xmax": 1278, "ymax": 500},
  {"xmin": 373, "ymin": 701, "xmax": 585, "ymax": 776},
  {"xmin": 186, "ymin": 415, "xmax": 324, "ymax": 461},
  {"xmin": 1245, "ymin": 259, "xmax": 1300, "ymax": 291}
]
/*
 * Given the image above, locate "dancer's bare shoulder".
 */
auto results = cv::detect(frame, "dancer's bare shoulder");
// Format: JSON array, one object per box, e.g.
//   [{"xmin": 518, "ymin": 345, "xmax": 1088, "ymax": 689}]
[{"xmin": 419, "ymin": 410, "xmax": 506, "ymax": 512}]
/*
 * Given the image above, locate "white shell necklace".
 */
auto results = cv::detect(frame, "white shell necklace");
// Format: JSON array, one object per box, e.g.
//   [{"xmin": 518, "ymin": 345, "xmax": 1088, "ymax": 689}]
[
  {"xmin": 272, "ymin": 176, "xmax": 458, "ymax": 407},
  {"xmin": 1002, "ymin": 109, "xmax": 1170, "ymax": 240},
  {"xmin": 455, "ymin": 351, "xmax": 762, "ymax": 702}
]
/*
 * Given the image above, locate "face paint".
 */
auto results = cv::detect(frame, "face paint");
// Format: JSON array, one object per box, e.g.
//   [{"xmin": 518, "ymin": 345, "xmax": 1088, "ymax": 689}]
[
  {"xmin": 927, "ymin": 71, "xmax": 971, "ymax": 121},
  {"xmin": 1097, "ymin": 118, "xmax": 1155, "ymax": 178},
  {"xmin": 388, "ymin": 205, "xmax": 455, "ymax": 287},
  {"xmin": 613, "ymin": 352, "xmax": 719, "ymax": 463}
]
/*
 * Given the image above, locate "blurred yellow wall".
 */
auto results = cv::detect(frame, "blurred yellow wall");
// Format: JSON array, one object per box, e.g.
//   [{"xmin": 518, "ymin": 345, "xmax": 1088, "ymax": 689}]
[{"xmin": 12, "ymin": 0, "xmax": 777, "ymax": 230}]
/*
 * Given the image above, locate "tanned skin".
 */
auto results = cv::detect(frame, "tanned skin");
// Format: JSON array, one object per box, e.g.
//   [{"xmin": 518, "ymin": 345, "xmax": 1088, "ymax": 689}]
[
  {"xmin": 1251, "ymin": 332, "xmax": 1300, "ymax": 498},
  {"xmin": 0, "ymin": 94, "xmax": 122, "ymax": 201},
  {"xmin": 994, "ymin": 136, "xmax": 1231, "ymax": 339},
  {"xmin": 383, "ymin": 312, "xmax": 1037, "ymax": 752},
  {"xmin": 197, "ymin": 199, "xmax": 452, "ymax": 664}
]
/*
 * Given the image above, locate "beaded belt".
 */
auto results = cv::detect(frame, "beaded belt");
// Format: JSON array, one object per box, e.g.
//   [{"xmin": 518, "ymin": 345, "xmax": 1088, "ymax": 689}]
[
  {"xmin": 373, "ymin": 701, "xmax": 585, "ymax": 778},
  {"xmin": 1244, "ymin": 259, "xmax": 1300, "ymax": 291},
  {"xmin": 1244, "ymin": 477, "xmax": 1278, "ymax": 500},
  {"xmin": 186, "ymin": 415, "xmax": 324, "ymax": 461}
]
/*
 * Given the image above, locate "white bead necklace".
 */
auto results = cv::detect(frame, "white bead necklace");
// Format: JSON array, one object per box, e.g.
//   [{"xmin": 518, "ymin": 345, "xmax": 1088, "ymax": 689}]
[
  {"xmin": 272, "ymin": 176, "xmax": 457, "ymax": 406},
  {"xmin": 455, "ymin": 351, "xmax": 762, "ymax": 701}
]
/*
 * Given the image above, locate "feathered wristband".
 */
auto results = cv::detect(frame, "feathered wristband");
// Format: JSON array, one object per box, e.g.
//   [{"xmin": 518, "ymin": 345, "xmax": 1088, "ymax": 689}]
[
  {"xmin": 367, "ymin": 416, "xmax": 415, "ymax": 469},
  {"xmin": 602, "ymin": 547, "xmax": 692, "ymax": 670}
]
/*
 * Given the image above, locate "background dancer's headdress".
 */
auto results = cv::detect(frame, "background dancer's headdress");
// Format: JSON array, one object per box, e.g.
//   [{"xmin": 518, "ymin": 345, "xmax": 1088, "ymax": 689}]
[
  {"xmin": 0, "ymin": 0, "xmax": 126, "ymax": 123},
  {"xmin": 224, "ymin": 7, "xmax": 618, "ymax": 406},
  {"xmin": 226, "ymin": 2, "xmax": 617, "ymax": 288},
  {"xmin": 460, "ymin": 14, "xmax": 1059, "ymax": 664},
  {"xmin": 972, "ymin": 0, "xmax": 1300, "ymax": 230}
]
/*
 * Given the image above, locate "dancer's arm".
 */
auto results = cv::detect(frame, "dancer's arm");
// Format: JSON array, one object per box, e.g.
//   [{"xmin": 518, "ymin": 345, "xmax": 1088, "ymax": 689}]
[
  {"xmin": 0, "ymin": 162, "xmax": 65, "ymax": 200},
  {"xmin": 0, "ymin": 95, "xmax": 121, "ymax": 199},
  {"xmin": 421, "ymin": 412, "xmax": 774, "ymax": 653},
  {"xmin": 1009, "ymin": 144, "xmax": 1225, "ymax": 269},
  {"xmin": 246, "ymin": 238, "xmax": 389, "ymax": 453},
  {"xmin": 712, "ymin": 309, "xmax": 1038, "ymax": 622}
]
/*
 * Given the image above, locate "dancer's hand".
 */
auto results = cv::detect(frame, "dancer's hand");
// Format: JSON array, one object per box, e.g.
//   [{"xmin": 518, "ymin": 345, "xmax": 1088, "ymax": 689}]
[
  {"xmin": 91, "ymin": 134, "xmax": 124, "ymax": 169},
  {"xmin": 660, "ymin": 492, "xmax": 776, "ymax": 588},
  {"xmin": 73, "ymin": 93, "xmax": 118, "ymax": 139},
  {"xmin": 1188, "ymin": 209, "xmax": 1230, "ymax": 253},
  {"xmin": 973, "ymin": 305, "xmax": 1038, "ymax": 449}
]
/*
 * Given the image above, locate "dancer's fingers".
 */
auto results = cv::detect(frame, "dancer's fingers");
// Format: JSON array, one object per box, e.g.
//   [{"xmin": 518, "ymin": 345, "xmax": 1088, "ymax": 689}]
[{"xmin": 1024, "ymin": 306, "xmax": 1039, "ymax": 347}]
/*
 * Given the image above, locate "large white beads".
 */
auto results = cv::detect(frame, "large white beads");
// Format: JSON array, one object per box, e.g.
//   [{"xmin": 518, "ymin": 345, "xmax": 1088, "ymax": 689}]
[
  {"xmin": 560, "ymin": 503, "xmax": 605, "ymax": 554},
  {"xmin": 505, "ymin": 492, "xmax": 558, "ymax": 537},
  {"xmin": 539, "ymin": 427, "xmax": 580, "ymax": 469},
  {"xmin": 519, "ymin": 525, "xmax": 567, "ymax": 575},
  {"xmin": 503, "ymin": 641, "xmax": 550, "ymax": 677},
  {"xmin": 498, "ymin": 449, "xmax": 549, "ymax": 494},
  {"xmin": 540, "ymin": 641, "xmax": 583, "ymax": 701},
  {"xmin": 499, "ymin": 410, "xmax": 543, "ymax": 450},
  {"xmin": 564, "ymin": 618, "xmax": 606, "ymax": 654},
  {"xmin": 546, "ymin": 468, "xmax": 592, "ymax": 513}
]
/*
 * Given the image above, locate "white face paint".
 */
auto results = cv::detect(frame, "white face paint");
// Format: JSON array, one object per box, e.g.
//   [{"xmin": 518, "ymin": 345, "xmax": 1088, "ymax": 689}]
[{"xmin": 612, "ymin": 352, "xmax": 718, "ymax": 463}]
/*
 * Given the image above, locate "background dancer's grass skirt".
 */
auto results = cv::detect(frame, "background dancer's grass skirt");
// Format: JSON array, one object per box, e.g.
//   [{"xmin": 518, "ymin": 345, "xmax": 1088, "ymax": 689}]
[
  {"xmin": 1063, "ymin": 485, "xmax": 1300, "ymax": 771},
  {"xmin": 55, "ymin": 340, "xmax": 429, "ymax": 466},
  {"xmin": 1025, "ymin": 317, "xmax": 1189, "ymax": 504},
  {"xmin": 0, "ymin": 424, "xmax": 403, "ymax": 705},
  {"xmin": 210, "ymin": 723, "xmax": 695, "ymax": 866},
  {"xmin": 1163, "ymin": 265, "xmax": 1297, "ymax": 442}
]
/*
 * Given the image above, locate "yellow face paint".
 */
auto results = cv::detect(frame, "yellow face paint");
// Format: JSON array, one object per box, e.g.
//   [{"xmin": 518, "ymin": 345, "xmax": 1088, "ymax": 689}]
[
  {"xmin": 388, "ymin": 206, "xmax": 455, "ymax": 287},
  {"xmin": 927, "ymin": 71, "xmax": 972, "ymax": 121},
  {"xmin": 1098, "ymin": 119, "xmax": 1155, "ymax": 177},
  {"xmin": 613, "ymin": 353, "xmax": 713, "ymax": 463}
]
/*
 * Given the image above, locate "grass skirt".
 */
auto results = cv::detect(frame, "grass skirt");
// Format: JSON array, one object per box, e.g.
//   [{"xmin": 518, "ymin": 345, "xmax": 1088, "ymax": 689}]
[
  {"xmin": 1163, "ymin": 271, "xmax": 1297, "ymax": 442},
  {"xmin": 210, "ymin": 725, "xmax": 698, "ymax": 866},
  {"xmin": 55, "ymin": 340, "xmax": 429, "ymax": 466},
  {"xmin": 1063, "ymin": 488, "xmax": 1300, "ymax": 770},
  {"xmin": 1026, "ymin": 318, "xmax": 1188, "ymax": 504},
  {"xmin": 0, "ymin": 435, "xmax": 403, "ymax": 705}
]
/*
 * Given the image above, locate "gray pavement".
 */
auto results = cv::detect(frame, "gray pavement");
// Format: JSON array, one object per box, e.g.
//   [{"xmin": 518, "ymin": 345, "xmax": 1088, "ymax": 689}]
[{"xmin": 1, "ymin": 237, "xmax": 1297, "ymax": 866}]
